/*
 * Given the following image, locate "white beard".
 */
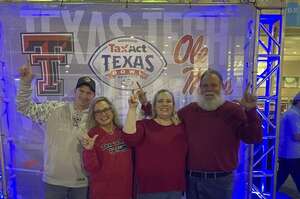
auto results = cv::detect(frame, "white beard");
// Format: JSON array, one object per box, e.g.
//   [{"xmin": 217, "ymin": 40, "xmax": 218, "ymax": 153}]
[{"xmin": 197, "ymin": 93, "xmax": 225, "ymax": 111}]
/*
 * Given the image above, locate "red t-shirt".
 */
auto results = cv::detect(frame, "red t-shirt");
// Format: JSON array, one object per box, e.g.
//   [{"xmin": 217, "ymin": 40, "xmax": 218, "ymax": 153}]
[
  {"xmin": 83, "ymin": 127, "xmax": 132, "ymax": 199},
  {"xmin": 122, "ymin": 119, "xmax": 187, "ymax": 193}
]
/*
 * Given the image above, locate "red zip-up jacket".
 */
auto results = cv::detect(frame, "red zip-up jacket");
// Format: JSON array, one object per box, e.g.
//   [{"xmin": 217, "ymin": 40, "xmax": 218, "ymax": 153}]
[{"xmin": 83, "ymin": 127, "xmax": 132, "ymax": 199}]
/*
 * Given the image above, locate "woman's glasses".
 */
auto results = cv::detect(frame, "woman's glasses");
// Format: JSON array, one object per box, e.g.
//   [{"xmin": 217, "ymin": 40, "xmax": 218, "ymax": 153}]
[{"xmin": 93, "ymin": 107, "xmax": 112, "ymax": 115}]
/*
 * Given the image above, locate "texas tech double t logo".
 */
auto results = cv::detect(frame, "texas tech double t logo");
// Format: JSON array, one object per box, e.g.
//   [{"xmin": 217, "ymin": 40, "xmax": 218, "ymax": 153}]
[{"xmin": 21, "ymin": 33, "xmax": 74, "ymax": 96}]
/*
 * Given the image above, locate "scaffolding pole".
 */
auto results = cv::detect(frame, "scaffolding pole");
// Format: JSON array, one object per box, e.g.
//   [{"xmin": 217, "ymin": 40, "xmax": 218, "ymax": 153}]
[{"xmin": 251, "ymin": 8, "xmax": 285, "ymax": 199}]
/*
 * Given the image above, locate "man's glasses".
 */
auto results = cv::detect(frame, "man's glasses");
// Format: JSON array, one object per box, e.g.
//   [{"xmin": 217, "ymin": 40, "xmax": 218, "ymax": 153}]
[{"xmin": 93, "ymin": 107, "xmax": 112, "ymax": 115}]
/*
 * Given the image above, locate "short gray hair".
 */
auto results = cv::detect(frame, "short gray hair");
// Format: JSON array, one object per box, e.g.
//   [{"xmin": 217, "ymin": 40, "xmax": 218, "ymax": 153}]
[{"xmin": 200, "ymin": 69, "xmax": 223, "ymax": 85}]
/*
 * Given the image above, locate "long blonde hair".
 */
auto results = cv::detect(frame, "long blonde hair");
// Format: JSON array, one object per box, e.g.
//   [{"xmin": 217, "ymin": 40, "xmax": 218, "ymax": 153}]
[
  {"xmin": 152, "ymin": 89, "xmax": 176, "ymax": 119},
  {"xmin": 86, "ymin": 97, "xmax": 121, "ymax": 130}
]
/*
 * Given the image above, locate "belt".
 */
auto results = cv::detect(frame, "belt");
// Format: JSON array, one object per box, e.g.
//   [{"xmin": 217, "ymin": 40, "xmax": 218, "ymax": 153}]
[{"xmin": 187, "ymin": 170, "xmax": 232, "ymax": 179}]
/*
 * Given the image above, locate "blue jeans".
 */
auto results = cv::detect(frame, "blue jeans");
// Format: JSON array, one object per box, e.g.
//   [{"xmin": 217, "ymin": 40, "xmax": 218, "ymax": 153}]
[
  {"xmin": 276, "ymin": 158, "xmax": 300, "ymax": 192},
  {"xmin": 137, "ymin": 192, "xmax": 182, "ymax": 199},
  {"xmin": 44, "ymin": 183, "xmax": 88, "ymax": 199},
  {"xmin": 186, "ymin": 174, "xmax": 233, "ymax": 199}
]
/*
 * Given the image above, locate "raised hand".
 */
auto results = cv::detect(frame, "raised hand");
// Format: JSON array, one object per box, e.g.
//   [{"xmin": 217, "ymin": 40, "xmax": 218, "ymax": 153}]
[
  {"xmin": 128, "ymin": 91, "xmax": 139, "ymax": 109},
  {"xmin": 240, "ymin": 83, "xmax": 257, "ymax": 110},
  {"xmin": 19, "ymin": 62, "xmax": 34, "ymax": 83},
  {"xmin": 80, "ymin": 133, "xmax": 99, "ymax": 150},
  {"xmin": 136, "ymin": 82, "xmax": 148, "ymax": 105}
]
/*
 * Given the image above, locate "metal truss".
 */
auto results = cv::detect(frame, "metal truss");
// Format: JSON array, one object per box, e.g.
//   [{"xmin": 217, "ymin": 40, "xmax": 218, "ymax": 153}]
[
  {"xmin": 0, "ymin": 73, "xmax": 8, "ymax": 197},
  {"xmin": 0, "ymin": 20, "xmax": 16, "ymax": 199},
  {"xmin": 0, "ymin": 63, "xmax": 9, "ymax": 199},
  {"xmin": 250, "ymin": 9, "xmax": 284, "ymax": 199},
  {"xmin": 0, "ymin": 19, "xmax": 8, "ymax": 199},
  {"xmin": 0, "ymin": 0, "xmax": 285, "ymax": 8}
]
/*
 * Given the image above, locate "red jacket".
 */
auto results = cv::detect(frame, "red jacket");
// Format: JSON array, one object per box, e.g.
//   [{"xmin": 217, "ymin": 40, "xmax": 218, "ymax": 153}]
[
  {"xmin": 83, "ymin": 127, "xmax": 132, "ymax": 199},
  {"xmin": 122, "ymin": 119, "xmax": 187, "ymax": 193}
]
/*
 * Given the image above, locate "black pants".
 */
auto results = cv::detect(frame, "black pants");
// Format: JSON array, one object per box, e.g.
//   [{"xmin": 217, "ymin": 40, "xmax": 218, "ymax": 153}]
[{"xmin": 276, "ymin": 158, "xmax": 300, "ymax": 192}]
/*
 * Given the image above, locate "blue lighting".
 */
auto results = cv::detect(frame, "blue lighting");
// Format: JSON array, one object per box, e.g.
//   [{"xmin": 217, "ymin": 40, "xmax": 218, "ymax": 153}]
[
  {"xmin": 20, "ymin": 10, "xmax": 61, "ymax": 17},
  {"xmin": 0, "ymin": 2, "xmax": 284, "ymax": 199},
  {"xmin": 252, "ymin": 13, "xmax": 283, "ymax": 199},
  {"xmin": 0, "ymin": 19, "xmax": 17, "ymax": 199}
]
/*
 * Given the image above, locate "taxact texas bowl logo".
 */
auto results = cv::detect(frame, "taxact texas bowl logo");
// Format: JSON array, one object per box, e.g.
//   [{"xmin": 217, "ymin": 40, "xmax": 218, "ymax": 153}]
[{"xmin": 89, "ymin": 36, "xmax": 167, "ymax": 90}]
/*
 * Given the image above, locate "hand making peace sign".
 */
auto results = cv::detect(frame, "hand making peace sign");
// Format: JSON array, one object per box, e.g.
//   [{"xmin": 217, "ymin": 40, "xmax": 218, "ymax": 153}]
[{"xmin": 240, "ymin": 83, "xmax": 258, "ymax": 110}]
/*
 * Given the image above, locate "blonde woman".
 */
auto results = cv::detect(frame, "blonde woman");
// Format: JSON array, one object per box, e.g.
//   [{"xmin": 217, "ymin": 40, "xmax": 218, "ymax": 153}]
[
  {"xmin": 82, "ymin": 97, "xmax": 132, "ymax": 199},
  {"xmin": 123, "ymin": 89, "xmax": 187, "ymax": 199}
]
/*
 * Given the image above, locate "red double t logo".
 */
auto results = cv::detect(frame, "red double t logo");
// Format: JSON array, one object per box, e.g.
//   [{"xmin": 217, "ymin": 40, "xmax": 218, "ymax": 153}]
[{"xmin": 21, "ymin": 33, "xmax": 74, "ymax": 96}]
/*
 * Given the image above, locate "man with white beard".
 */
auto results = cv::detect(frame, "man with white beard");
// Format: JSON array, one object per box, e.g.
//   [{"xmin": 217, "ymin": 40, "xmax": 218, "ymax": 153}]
[
  {"xmin": 139, "ymin": 69, "xmax": 263, "ymax": 199},
  {"xmin": 197, "ymin": 83, "xmax": 225, "ymax": 111}
]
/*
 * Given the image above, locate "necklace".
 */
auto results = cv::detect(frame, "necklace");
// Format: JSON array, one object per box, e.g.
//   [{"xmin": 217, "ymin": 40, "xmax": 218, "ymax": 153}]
[{"xmin": 72, "ymin": 111, "xmax": 82, "ymax": 127}]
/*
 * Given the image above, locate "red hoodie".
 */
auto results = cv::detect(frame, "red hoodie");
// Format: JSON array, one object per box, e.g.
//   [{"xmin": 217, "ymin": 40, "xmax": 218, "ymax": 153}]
[{"xmin": 83, "ymin": 127, "xmax": 132, "ymax": 199}]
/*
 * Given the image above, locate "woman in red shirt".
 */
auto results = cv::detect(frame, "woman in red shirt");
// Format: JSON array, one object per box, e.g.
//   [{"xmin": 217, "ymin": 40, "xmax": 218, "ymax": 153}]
[
  {"xmin": 82, "ymin": 97, "xmax": 132, "ymax": 199},
  {"xmin": 122, "ymin": 89, "xmax": 187, "ymax": 199}
]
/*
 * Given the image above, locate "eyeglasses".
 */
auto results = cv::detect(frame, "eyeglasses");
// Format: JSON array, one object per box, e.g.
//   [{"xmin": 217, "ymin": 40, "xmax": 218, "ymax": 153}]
[{"xmin": 93, "ymin": 107, "xmax": 112, "ymax": 115}]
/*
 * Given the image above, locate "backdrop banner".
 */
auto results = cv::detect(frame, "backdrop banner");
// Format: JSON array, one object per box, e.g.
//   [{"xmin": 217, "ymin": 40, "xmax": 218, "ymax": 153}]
[{"xmin": 0, "ymin": 3, "xmax": 256, "ymax": 199}]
